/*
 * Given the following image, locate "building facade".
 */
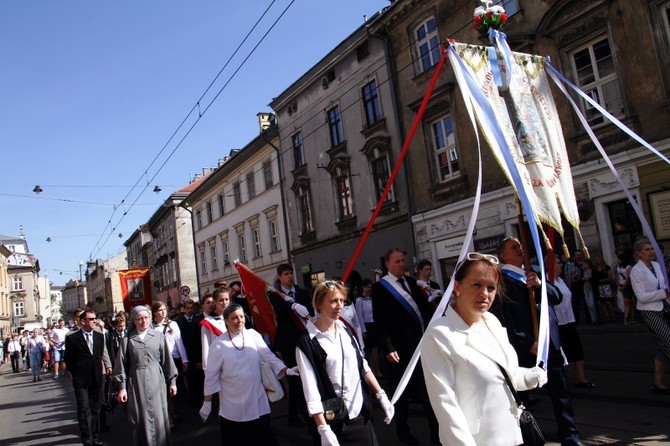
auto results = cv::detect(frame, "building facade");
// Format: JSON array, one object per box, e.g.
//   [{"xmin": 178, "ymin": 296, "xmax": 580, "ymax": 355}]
[
  {"xmin": 270, "ymin": 12, "xmax": 414, "ymax": 289},
  {"xmin": 0, "ymin": 244, "xmax": 11, "ymax": 336},
  {"xmin": 1, "ymin": 234, "xmax": 43, "ymax": 331},
  {"xmin": 371, "ymin": 0, "xmax": 670, "ymax": 284},
  {"xmin": 185, "ymin": 119, "xmax": 290, "ymax": 290},
  {"xmin": 61, "ymin": 279, "xmax": 88, "ymax": 322},
  {"xmin": 86, "ymin": 252, "xmax": 127, "ymax": 316}
]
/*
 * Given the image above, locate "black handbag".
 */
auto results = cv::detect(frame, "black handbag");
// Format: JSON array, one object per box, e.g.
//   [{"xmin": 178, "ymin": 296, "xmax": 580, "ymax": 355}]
[
  {"xmin": 496, "ymin": 363, "xmax": 545, "ymax": 446},
  {"xmin": 322, "ymin": 335, "xmax": 349, "ymax": 424}
]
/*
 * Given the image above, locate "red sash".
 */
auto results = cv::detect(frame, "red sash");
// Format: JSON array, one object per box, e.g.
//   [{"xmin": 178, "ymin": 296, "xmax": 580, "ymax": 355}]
[{"xmin": 200, "ymin": 318, "xmax": 224, "ymax": 336}]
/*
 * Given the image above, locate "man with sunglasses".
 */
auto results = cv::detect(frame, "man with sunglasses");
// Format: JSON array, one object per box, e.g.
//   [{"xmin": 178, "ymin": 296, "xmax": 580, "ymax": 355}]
[
  {"xmin": 372, "ymin": 248, "xmax": 439, "ymax": 445},
  {"xmin": 493, "ymin": 236, "xmax": 585, "ymax": 446},
  {"xmin": 65, "ymin": 310, "xmax": 113, "ymax": 446}
]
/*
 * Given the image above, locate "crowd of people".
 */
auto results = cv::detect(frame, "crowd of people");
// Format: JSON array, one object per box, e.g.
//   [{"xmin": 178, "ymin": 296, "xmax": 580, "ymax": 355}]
[{"xmin": 2, "ymin": 238, "xmax": 668, "ymax": 446}]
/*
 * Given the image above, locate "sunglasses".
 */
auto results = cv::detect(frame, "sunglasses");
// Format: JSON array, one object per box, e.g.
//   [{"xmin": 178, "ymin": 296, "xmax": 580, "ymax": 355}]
[
  {"xmin": 82, "ymin": 317, "xmax": 97, "ymax": 321},
  {"xmin": 455, "ymin": 252, "xmax": 499, "ymax": 273},
  {"xmin": 322, "ymin": 280, "xmax": 345, "ymax": 289}
]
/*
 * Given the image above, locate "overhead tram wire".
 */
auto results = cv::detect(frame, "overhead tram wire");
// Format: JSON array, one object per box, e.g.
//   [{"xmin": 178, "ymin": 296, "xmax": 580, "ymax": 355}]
[
  {"xmin": 90, "ymin": 0, "xmax": 296, "ymax": 260},
  {"xmin": 89, "ymin": 0, "xmax": 292, "ymax": 260}
]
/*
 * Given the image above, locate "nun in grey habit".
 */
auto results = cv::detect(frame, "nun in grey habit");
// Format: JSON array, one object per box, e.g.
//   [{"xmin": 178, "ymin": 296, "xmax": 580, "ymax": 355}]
[{"xmin": 114, "ymin": 305, "xmax": 178, "ymax": 446}]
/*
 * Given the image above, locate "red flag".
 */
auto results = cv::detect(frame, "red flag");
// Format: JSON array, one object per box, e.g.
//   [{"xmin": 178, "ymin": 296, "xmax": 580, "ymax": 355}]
[
  {"xmin": 235, "ymin": 261, "xmax": 277, "ymax": 344},
  {"xmin": 118, "ymin": 268, "xmax": 152, "ymax": 313}
]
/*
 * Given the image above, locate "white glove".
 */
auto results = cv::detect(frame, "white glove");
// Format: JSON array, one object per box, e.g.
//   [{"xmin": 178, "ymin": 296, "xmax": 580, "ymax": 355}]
[
  {"xmin": 283, "ymin": 293, "xmax": 295, "ymax": 303},
  {"xmin": 291, "ymin": 303, "xmax": 310, "ymax": 318},
  {"xmin": 376, "ymin": 390, "xmax": 394, "ymax": 424},
  {"xmin": 285, "ymin": 366, "xmax": 300, "ymax": 377},
  {"xmin": 199, "ymin": 401, "xmax": 212, "ymax": 422},
  {"xmin": 524, "ymin": 366, "xmax": 548, "ymax": 388},
  {"xmin": 317, "ymin": 424, "xmax": 340, "ymax": 446}
]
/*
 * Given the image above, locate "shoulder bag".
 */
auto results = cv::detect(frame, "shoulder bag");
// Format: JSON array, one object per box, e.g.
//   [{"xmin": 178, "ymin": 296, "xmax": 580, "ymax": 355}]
[
  {"xmin": 322, "ymin": 333, "xmax": 348, "ymax": 423},
  {"xmin": 496, "ymin": 363, "xmax": 545, "ymax": 446}
]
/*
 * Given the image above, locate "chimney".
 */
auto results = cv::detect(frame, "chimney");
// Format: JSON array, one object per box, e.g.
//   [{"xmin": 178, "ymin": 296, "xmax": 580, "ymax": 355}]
[{"xmin": 257, "ymin": 112, "xmax": 275, "ymax": 133}]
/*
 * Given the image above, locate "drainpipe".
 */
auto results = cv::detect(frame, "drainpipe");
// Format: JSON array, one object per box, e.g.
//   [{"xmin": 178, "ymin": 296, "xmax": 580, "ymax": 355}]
[
  {"xmin": 261, "ymin": 128, "xmax": 293, "ymax": 267},
  {"xmin": 370, "ymin": 29, "xmax": 420, "ymax": 265}
]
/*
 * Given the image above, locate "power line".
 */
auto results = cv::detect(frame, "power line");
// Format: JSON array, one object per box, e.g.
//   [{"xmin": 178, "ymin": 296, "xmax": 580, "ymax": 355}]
[{"xmin": 90, "ymin": 0, "xmax": 296, "ymax": 260}]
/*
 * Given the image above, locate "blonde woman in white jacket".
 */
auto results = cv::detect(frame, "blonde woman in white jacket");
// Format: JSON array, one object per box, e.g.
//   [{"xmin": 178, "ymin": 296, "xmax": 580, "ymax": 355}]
[{"xmin": 422, "ymin": 253, "xmax": 547, "ymax": 446}]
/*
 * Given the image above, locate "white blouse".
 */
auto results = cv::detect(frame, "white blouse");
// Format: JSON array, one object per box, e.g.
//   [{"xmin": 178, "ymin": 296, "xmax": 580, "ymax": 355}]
[
  {"xmin": 204, "ymin": 328, "xmax": 286, "ymax": 422},
  {"xmin": 355, "ymin": 295, "xmax": 374, "ymax": 324},
  {"xmin": 340, "ymin": 304, "xmax": 365, "ymax": 349},
  {"xmin": 552, "ymin": 277, "xmax": 576, "ymax": 325},
  {"xmin": 201, "ymin": 315, "xmax": 226, "ymax": 369},
  {"xmin": 154, "ymin": 319, "xmax": 188, "ymax": 362},
  {"xmin": 631, "ymin": 260, "xmax": 667, "ymax": 312},
  {"xmin": 296, "ymin": 320, "xmax": 371, "ymax": 419}
]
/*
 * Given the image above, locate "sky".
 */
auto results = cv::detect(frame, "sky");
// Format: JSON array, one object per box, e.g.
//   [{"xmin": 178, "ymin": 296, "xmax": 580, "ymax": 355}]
[{"xmin": 0, "ymin": 0, "xmax": 390, "ymax": 286}]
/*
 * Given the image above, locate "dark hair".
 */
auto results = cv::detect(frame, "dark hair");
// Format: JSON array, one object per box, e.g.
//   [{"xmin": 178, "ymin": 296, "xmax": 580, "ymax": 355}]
[
  {"xmin": 416, "ymin": 259, "xmax": 432, "ymax": 271},
  {"xmin": 496, "ymin": 236, "xmax": 517, "ymax": 259},
  {"xmin": 277, "ymin": 263, "xmax": 293, "ymax": 275},
  {"xmin": 229, "ymin": 280, "xmax": 241, "ymax": 288},
  {"xmin": 213, "ymin": 286, "xmax": 230, "ymax": 300},
  {"xmin": 361, "ymin": 278, "xmax": 373, "ymax": 287},
  {"xmin": 200, "ymin": 292, "xmax": 213, "ymax": 304},
  {"xmin": 383, "ymin": 248, "xmax": 405, "ymax": 263},
  {"xmin": 80, "ymin": 310, "xmax": 96, "ymax": 320},
  {"xmin": 223, "ymin": 303, "xmax": 243, "ymax": 320}
]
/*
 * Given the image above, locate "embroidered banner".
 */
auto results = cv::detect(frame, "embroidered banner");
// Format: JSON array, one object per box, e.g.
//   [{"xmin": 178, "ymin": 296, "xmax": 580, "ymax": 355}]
[
  {"xmin": 234, "ymin": 261, "xmax": 277, "ymax": 344},
  {"xmin": 118, "ymin": 268, "xmax": 152, "ymax": 313},
  {"xmin": 454, "ymin": 42, "xmax": 581, "ymax": 243}
]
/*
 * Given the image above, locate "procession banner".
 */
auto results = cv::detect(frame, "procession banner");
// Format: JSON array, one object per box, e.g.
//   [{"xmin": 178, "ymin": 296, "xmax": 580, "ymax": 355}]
[
  {"xmin": 118, "ymin": 268, "xmax": 152, "ymax": 313},
  {"xmin": 234, "ymin": 261, "xmax": 277, "ymax": 344}
]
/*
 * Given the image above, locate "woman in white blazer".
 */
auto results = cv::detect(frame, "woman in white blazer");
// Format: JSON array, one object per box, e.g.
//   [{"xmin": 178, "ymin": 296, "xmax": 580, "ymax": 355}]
[
  {"xmin": 629, "ymin": 237, "xmax": 670, "ymax": 394},
  {"xmin": 421, "ymin": 253, "xmax": 547, "ymax": 446}
]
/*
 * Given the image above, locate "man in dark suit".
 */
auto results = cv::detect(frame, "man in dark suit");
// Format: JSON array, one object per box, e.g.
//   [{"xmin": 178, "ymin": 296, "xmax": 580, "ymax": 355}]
[
  {"xmin": 268, "ymin": 263, "xmax": 313, "ymax": 428},
  {"xmin": 492, "ymin": 236, "xmax": 585, "ymax": 446},
  {"xmin": 372, "ymin": 248, "xmax": 438, "ymax": 445},
  {"xmin": 64, "ymin": 309, "xmax": 112, "ymax": 446},
  {"xmin": 175, "ymin": 298, "xmax": 203, "ymax": 406}
]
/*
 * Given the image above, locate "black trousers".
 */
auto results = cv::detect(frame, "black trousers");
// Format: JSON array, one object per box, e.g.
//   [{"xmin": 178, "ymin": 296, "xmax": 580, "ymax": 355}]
[
  {"xmin": 219, "ymin": 414, "xmax": 279, "ymax": 446},
  {"xmin": 389, "ymin": 362, "xmax": 438, "ymax": 438},
  {"xmin": 10, "ymin": 352, "xmax": 20, "ymax": 372},
  {"xmin": 74, "ymin": 383, "xmax": 103, "ymax": 443}
]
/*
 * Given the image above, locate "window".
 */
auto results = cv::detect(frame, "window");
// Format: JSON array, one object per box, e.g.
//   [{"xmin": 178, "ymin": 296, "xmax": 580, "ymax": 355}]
[
  {"xmin": 222, "ymin": 240, "xmax": 230, "ymax": 264},
  {"xmin": 371, "ymin": 154, "xmax": 393, "ymax": 202},
  {"xmin": 200, "ymin": 249, "xmax": 207, "ymax": 275},
  {"xmin": 492, "ymin": 0, "xmax": 518, "ymax": 16},
  {"xmin": 233, "ymin": 181, "xmax": 242, "ymax": 207},
  {"xmin": 335, "ymin": 170, "xmax": 354, "ymax": 219},
  {"xmin": 269, "ymin": 219, "xmax": 280, "ymax": 252},
  {"xmin": 664, "ymin": 2, "xmax": 670, "ymax": 41},
  {"xmin": 210, "ymin": 245, "xmax": 218, "ymax": 271},
  {"xmin": 415, "ymin": 17, "xmax": 440, "ymax": 72},
  {"xmin": 571, "ymin": 37, "xmax": 622, "ymax": 125},
  {"xmin": 218, "ymin": 194, "xmax": 225, "ymax": 217},
  {"xmin": 238, "ymin": 235, "xmax": 247, "ymax": 263},
  {"xmin": 206, "ymin": 202, "xmax": 213, "ymax": 224},
  {"xmin": 362, "ymin": 80, "xmax": 382, "ymax": 127},
  {"xmin": 327, "ymin": 106, "xmax": 345, "ymax": 147},
  {"xmin": 297, "ymin": 186, "xmax": 314, "ymax": 234},
  {"xmin": 196, "ymin": 210, "xmax": 203, "ymax": 230},
  {"xmin": 13, "ymin": 302, "xmax": 25, "ymax": 317},
  {"xmin": 292, "ymin": 132, "xmax": 305, "ymax": 168},
  {"xmin": 263, "ymin": 160, "xmax": 273, "ymax": 190},
  {"xmin": 253, "ymin": 228, "xmax": 262, "ymax": 258},
  {"xmin": 246, "ymin": 172, "xmax": 256, "ymax": 199},
  {"xmin": 12, "ymin": 275, "xmax": 22, "ymax": 291},
  {"xmin": 431, "ymin": 115, "xmax": 460, "ymax": 180}
]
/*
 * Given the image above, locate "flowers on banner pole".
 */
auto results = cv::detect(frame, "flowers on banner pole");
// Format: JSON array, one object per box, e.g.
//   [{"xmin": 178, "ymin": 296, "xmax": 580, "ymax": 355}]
[{"xmin": 473, "ymin": 3, "xmax": 508, "ymax": 37}]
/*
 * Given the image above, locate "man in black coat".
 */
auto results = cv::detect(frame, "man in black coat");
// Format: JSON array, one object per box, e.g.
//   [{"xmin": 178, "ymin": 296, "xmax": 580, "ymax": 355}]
[
  {"xmin": 64, "ymin": 309, "xmax": 112, "ymax": 446},
  {"xmin": 372, "ymin": 248, "xmax": 438, "ymax": 445},
  {"xmin": 268, "ymin": 263, "xmax": 313, "ymax": 428},
  {"xmin": 175, "ymin": 298, "xmax": 203, "ymax": 406},
  {"xmin": 492, "ymin": 236, "xmax": 585, "ymax": 446}
]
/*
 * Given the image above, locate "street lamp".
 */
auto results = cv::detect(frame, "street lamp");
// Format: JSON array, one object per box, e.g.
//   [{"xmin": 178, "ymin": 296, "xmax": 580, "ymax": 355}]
[{"xmin": 78, "ymin": 260, "xmax": 84, "ymax": 308}]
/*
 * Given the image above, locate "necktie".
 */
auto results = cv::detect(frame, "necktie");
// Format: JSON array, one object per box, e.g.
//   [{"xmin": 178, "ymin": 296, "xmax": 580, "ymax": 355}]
[
  {"xmin": 398, "ymin": 277, "xmax": 411, "ymax": 295},
  {"xmin": 85, "ymin": 332, "xmax": 93, "ymax": 353},
  {"xmin": 289, "ymin": 290, "xmax": 295, "ymax": 298}
]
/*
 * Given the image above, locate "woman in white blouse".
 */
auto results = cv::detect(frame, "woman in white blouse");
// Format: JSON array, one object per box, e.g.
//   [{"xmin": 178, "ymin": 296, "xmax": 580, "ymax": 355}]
[
  {"xmin": 296, "ymin": 280, "xmax": 394, "ymax": 446},
  {"xmin": 630, "ymin": 237, "xmax": 670, "ymax": 394},
  {"xmin": 421, "ymin": 253, "xmax": 547, "ymax": 446},
  {"xmin": 200, "ymin": 303, "xmax": 297, "ymax": 446}
]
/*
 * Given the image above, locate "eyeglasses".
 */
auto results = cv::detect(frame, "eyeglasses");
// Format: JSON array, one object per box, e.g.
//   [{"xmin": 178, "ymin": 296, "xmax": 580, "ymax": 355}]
[
  {"xmin": 454, "ymin": 252, "xmax": 499, "ymax": 274},
  {"xmin": 465, "ymin": 252, "xmax": 499, "ymax": 264},
  {"xmin": 322, "ymin": 280, "xmax": 345, "ymax": 289},
  {"xmin": 82, "ymin": 317, "xmax": 97, "ymax": 321}
]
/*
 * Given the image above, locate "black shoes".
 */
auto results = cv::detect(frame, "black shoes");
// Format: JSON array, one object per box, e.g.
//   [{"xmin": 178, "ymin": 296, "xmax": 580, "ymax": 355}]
[
  {"xmin": 651, "ymin": 385, "xmax": 670, "ymax": 395},
  {"xmin": 83, "ymin": 441, "xmax": 104, "ymax": 446}
]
